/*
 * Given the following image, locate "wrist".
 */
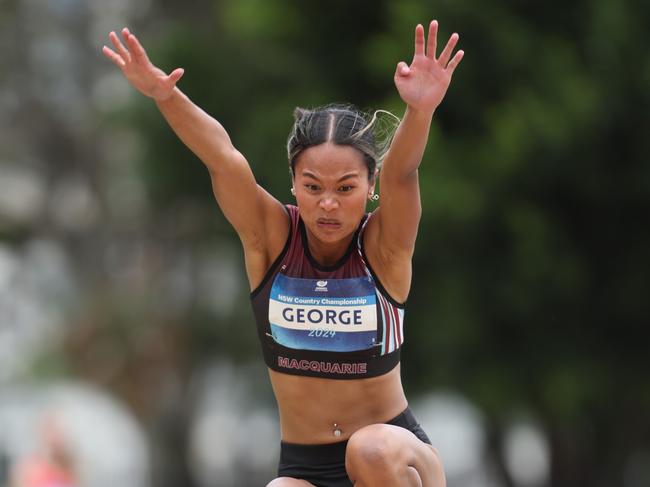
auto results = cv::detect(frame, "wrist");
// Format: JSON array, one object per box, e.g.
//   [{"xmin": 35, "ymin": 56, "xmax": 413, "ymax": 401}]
[
  {"xmin": 404, "ymin": 105, "xmax": 435, "ymax": 123},
  {"xmin": 155, "ymin": 87, "xmax": 181, "ymax": 105}
]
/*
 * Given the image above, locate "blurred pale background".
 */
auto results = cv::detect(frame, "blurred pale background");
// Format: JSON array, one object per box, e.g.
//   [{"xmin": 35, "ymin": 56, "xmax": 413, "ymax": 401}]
[{"xmin": 1, "ymin": 0, "xmax": 649, "ymax": 486}]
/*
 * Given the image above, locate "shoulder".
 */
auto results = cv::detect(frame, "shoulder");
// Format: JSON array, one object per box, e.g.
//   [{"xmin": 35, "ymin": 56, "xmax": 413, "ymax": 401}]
[
  {"xmin": 263, "ymin": 202, "xmax": 293, "ymax": 256},
  {"xmin": 243, "ymin": 200, "xmax": 292, "ymax": 290}
]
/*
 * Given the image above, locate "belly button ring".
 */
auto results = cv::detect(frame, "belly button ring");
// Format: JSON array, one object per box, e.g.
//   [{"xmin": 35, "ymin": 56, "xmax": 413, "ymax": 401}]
[{"xmin": 333, "ymin": 423, "xmax": 342, "ymax": 437}]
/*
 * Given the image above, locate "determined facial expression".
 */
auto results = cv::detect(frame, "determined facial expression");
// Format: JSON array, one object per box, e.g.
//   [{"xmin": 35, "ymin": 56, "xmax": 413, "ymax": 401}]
[{"xmin": 292, "ymin": 143, "xmax": 375, "ymax": 247}]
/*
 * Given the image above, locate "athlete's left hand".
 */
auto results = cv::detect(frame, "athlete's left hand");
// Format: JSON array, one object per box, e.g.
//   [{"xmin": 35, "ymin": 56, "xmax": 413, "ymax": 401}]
[{"xmin": 394, "ymin": 21, "xmax": 464, "ymax": 113}]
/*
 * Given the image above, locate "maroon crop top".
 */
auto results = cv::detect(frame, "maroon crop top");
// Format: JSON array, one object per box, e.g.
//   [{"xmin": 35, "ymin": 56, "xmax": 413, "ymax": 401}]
[{"xmin": 250, "ymin": 205, "xmax": 405, "ymax": 379}]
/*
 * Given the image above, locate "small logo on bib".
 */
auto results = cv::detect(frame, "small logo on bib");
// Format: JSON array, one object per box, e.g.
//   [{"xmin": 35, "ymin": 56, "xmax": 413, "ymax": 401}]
[{"xmin": 315, "ymin": 280, "xmax": 328, "ymax": 292}]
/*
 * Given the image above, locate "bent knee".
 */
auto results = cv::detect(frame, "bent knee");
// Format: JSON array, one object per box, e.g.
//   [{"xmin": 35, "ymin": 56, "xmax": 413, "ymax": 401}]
[
  {"xmin": 266, "ymin": 479, "xmax": 287, "ymax": 487},
  {"xmin": 266, "ymin": 477, "xmax": 314, "ymax": 487},
  {"xmin": 345, "ymin": 424, "xmax": 404, "ymax": 472},
  {"xmin": 345, "ymin": 424, "xmax": 446, "ymax": 485}
]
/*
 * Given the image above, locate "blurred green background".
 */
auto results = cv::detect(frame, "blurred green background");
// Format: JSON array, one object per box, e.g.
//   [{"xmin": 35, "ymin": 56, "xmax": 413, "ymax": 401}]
[{"xmin": 1, "ymin": 0, "xmax": 649, "ymax": 486}]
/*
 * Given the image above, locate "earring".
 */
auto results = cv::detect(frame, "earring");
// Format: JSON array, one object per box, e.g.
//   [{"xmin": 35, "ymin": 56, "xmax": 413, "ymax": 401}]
[
  {"xmin": 290, "ymin": 187, "xmax": 296, "ymax": 196},
  {"xmin": 369, "ymin": 192, "xmax": 379, "ymax": 201}
]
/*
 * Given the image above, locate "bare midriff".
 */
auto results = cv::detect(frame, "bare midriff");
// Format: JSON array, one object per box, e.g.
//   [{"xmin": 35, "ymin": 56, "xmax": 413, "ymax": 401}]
[{"xmin": 269, "ymin": 364, "xmax": 408, "ymax": 444}]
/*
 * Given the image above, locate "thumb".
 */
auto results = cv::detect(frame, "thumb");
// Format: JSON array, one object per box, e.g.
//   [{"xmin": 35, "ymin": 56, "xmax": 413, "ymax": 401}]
[
  {"xmin": 395, "ymin": 61, "xmax": 410, "ymax": 78},
  {"xmin": 168, "ymin": 68, "xmax": 184, "ymax": 85}
]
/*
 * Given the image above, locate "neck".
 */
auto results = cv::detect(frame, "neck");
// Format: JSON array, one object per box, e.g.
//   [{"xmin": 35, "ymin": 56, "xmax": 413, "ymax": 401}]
[{"xmin": 304, "ymin": 229, "xmax": 354, "ymax": 267}]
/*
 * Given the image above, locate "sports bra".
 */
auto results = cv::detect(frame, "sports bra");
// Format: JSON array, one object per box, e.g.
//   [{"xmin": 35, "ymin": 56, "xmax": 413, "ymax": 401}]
[{"xmin": 250, "ymin": 205, "xmax": 405, "ymax": 379}]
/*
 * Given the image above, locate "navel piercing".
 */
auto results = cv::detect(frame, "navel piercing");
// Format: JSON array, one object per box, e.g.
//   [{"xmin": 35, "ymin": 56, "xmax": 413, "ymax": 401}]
[
  {"xmin": 333, "ymin": 423, "xmax": 342, "ymax": 437},
  {"xmin": 290, "ymin": 187, "xmax": 296, "ymax": 196}
]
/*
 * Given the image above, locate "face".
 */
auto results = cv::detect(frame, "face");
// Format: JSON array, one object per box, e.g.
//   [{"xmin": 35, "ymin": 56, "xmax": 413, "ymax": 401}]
[{"xmin": 292, "ymin": 143, "xmax": 375, "ymax": 246}]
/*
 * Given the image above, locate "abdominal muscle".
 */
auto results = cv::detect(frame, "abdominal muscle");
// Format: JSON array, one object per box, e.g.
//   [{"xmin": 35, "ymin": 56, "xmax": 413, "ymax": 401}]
[{"xmin": 269, "ymin": 364, "xmax": 408, "ymax": 444}]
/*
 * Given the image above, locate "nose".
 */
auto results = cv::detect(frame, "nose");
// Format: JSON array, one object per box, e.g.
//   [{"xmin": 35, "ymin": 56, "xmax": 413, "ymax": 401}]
[{"xmin": 319, "ymin": 195, "xmax": 339, "ymax": 211}]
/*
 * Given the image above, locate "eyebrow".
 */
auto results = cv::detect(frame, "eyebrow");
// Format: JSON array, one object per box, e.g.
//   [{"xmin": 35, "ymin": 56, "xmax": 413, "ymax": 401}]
[{"xmin": 302, "ymin": 171, "xmax": 360, "ymax": 182}]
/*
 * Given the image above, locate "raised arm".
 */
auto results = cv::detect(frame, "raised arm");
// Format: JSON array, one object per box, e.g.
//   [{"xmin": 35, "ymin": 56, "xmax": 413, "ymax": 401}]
[
  {"xmin": 369, "ymin": 21, "xmax": 463, "ymax": 258},
  {"xmin": 102, "ymin": 29, "xmax": 288, "ymax": 287}
]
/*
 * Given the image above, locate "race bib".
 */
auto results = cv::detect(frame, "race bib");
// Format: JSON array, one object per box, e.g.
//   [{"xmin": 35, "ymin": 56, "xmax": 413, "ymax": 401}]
[{"xmin": 268, "ymin": 274, "xmax": 378, "ymax": 352}]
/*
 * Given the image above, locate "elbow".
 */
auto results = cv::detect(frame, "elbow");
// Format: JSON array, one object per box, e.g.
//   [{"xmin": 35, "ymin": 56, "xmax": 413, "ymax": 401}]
[{"xmin": 206, "ymin": 148, "xmax": 248, "ymax": 176}]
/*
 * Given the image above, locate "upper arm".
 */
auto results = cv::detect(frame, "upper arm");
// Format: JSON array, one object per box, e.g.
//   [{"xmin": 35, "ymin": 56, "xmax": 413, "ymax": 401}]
[
  {"xmin": 367, "ymin": 166, "xmax": 422, "ymax": 261},
  {"xmin": 208, "ymin": 148, "xmax": 273, "ymax": 242},
  {"xmin": 154, "ymin": 88, "xmax": 289, "ymax": 284},
  {"xmin": 362, "ymin": 167, "xmax": 421, "ymax": 303},
  {"xmin": 208, "ymin": 149, "xmax": 289, "ymax": 285},
  {"xmin": 364, "ymin": 107, "xmax": 430, "ymax": 263}
]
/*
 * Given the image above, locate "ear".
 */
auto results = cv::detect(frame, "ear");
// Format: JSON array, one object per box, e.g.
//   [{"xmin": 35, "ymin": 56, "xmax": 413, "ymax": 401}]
[{"xmin": 369, "ymin": 168, "xmax": 379, "ymax": 190}]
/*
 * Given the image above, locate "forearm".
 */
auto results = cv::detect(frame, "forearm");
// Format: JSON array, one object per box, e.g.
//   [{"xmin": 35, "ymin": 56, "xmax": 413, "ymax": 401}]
[
  {"xmin": 155, "ymin": 87, "xmax": 239, "ymax": 172},
  {"xmin": 382, "ymin": 106, "xmax": 433, "ymax": 179}
]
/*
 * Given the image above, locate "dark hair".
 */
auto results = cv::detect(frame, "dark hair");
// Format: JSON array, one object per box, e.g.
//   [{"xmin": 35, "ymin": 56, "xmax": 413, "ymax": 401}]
[{"xmin": 287, "ymin": 104, "xmax": 398, "ymax": 181}]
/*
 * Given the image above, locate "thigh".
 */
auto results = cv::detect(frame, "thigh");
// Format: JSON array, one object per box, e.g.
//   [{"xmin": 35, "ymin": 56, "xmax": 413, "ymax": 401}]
[{"xmin": 345, "ymin": 424, "xmax": 445, "ymax": 487}]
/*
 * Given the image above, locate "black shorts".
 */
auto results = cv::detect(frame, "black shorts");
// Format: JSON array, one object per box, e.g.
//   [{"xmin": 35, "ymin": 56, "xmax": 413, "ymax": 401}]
[{"xmin": 277, "ymin": 407, "xmax": 431, "ymax": 487}]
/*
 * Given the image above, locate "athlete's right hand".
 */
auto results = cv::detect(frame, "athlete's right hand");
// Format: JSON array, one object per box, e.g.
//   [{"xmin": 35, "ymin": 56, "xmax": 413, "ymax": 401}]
[{"xmin": 102, "ymin": 28, "xmax": 184, "ymax": 102}]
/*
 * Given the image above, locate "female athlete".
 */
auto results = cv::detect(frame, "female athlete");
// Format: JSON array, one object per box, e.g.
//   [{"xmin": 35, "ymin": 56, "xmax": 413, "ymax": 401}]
[{"xmin": 103, "ymin": 20, "xmax": 463, "ymax": 487}]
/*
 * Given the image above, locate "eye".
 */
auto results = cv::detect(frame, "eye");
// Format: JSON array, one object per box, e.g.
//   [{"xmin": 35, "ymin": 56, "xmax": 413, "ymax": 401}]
[
  {"xmin": 304, "ymin": 184, "xmax": 320, "ymax": 192},
  {"xmin": 338, "ymin": 185, "xmax": 354, "ymax": 192}
]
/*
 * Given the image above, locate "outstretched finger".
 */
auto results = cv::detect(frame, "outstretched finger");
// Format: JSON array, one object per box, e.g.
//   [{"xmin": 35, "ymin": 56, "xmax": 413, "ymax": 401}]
[
  {"xmin": 414, "ymin": 24, "xmax": 425, "ymax": 58},
  {"xmin": 109, "ymin": 31, "xmax": 131, "ymax": 64},
  {"xmin": 123, "ymin": 28, "xmax": 150, "ymax": 65},
  {"xmin": 426, "ymin": 20, "xmax": 438, "ymax": 59},
  {"xmin": 437, "ymin": 33, "xmax": 459, "ymax": 67},
  {"xmin": 446, "ymin": 50, "xmax": 464, "ymax": 73},
  {"xmin": 102, "ymin": 45, "xmax": 126, "ymax": 68}
]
